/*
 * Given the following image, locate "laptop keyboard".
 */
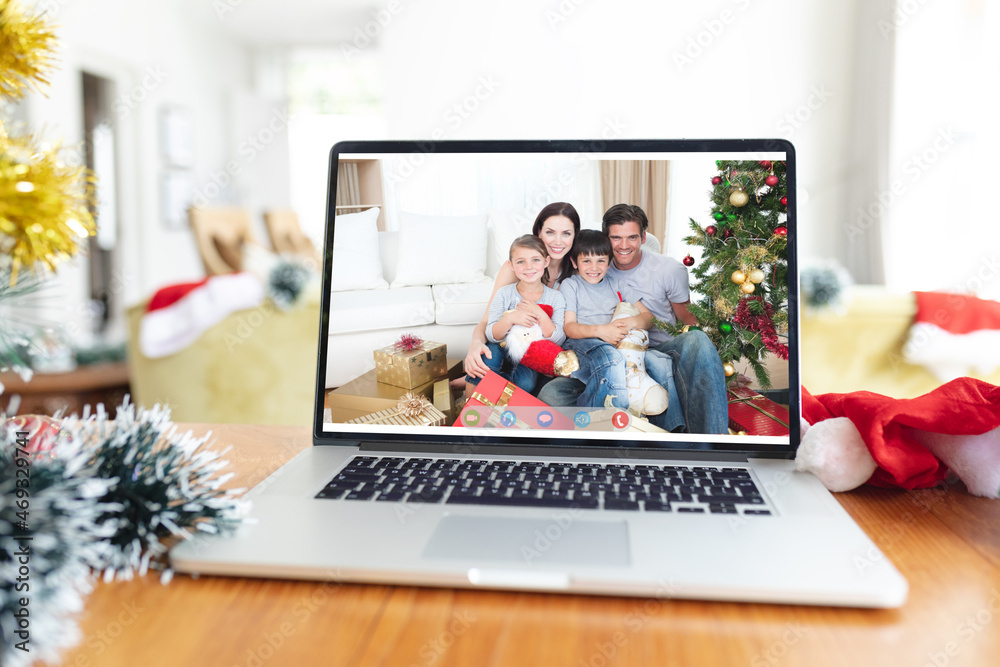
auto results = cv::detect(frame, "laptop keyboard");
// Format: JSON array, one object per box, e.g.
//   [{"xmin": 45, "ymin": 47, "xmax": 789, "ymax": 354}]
[{"xmin": 315, "ymin": 456, "xmax": 771, "ymax": 515}]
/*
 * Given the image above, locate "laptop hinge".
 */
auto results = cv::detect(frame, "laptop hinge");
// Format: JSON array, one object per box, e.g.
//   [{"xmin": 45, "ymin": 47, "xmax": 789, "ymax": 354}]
[{"xmin": 357, "ymin": 440, "xmax": 753, "ymax": 462}]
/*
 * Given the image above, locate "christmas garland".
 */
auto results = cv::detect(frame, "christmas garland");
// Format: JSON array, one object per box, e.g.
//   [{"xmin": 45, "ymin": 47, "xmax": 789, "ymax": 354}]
[
  {"xmin": 0, "ymin": 402, "xmax": 248, "ymax": 666},
  {"xmin": 734, "ymin": 295, "xmax": 789, "ymax": 360}
]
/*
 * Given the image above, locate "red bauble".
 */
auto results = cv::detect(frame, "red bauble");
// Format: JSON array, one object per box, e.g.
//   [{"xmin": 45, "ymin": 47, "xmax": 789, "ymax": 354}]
[
  {"xmin": 774, "ymin": 226, "xmax": 788, "ymax": 236},
  {"xmin": 723, "ymin": 228, "xmax": 734, "ymax": 239},
  {"xmin": 705, "ymin": 225, "xmax": 717, "ymax": 236},
  {"xmin": 5, "ymin": 415, "xmax": 61, "ymax": 456},
  {"xmin": 780, "ymin": 196, "xmax": 787, "ymax": 207},
  {"xmin": 683, "ymin": 254, "xmax": 695, "ymax": 267},
  {"xmin": 759, "ymin": 160, "xmax": 771, "ymax": 169},
  {"xmin": 765, "ymin": 174, "xmax": 779, "ymax": 187},
  {"xmin": 711, "ymin": 176, "xmax": 722, "ymax": 185}
]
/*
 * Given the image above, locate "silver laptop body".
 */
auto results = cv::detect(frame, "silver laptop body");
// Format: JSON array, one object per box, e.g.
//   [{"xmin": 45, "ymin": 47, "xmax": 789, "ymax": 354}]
[{"xmin": 171, "ymin": 139, "xmax": 907, "ymax": 608}]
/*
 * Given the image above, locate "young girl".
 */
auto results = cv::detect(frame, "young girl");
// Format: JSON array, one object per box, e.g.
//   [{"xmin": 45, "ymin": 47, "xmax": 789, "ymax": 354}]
[
  {"xmin": 484, "ymin": 235, "xmax": 567, "ymax": 393},
  {"xmin": 464, "ymin": 202, "xmax": 579, "ymax": 384}
]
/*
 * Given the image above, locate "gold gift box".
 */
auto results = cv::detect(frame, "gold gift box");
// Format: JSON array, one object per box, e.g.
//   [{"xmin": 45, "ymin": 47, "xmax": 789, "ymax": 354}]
[
  {"xmin": 374, "ymin": 340, "xmax": 448, "ymax": 389},
  {"xmin": 433, "ymin": 378, "xmax": 456, "ymax": 421},
  {"xmin": 327, "ymin": 359, "xmax": 462, "ymax": 424},
  {"xmin": 345, "ymin": 402, "xmax": 447, "ymax": 427}
]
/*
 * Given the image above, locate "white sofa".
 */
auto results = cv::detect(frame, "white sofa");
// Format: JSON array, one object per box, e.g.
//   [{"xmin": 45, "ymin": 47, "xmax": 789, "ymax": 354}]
[{"xmin": 325, "ymin": 220, "xmax": 501, "ymax": 387}]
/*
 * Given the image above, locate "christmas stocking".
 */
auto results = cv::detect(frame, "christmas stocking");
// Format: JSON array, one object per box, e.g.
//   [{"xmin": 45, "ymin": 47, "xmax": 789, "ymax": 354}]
[
  {"xmin": 503, "ymin": 305, "xmax": 580, "ymax": 377},
  {"xmin": 612, "ymin": 301, "xmax": 668, "ymax": 416}
]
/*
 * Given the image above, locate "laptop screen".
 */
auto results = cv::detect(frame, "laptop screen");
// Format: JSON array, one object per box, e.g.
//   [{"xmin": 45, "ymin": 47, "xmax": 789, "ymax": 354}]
[{"xmin": 316, "ymin": 140, "xmax": 798, "ymax": 455}]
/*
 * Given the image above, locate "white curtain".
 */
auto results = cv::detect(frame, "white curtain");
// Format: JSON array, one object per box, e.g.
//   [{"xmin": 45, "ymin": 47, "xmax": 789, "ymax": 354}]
[{"xmin": 842, "ymin": 0, "xmax": 895, "ymax": 284}]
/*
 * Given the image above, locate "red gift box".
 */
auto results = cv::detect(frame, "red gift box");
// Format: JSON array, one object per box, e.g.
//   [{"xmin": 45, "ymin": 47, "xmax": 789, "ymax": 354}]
[
  {"xmin": 454, "ymin": 371, "xmax": 573, "ymax": 430},
  {"xmin": 727, "ymin": 386, "xmax": 790, "ymax": 436}
]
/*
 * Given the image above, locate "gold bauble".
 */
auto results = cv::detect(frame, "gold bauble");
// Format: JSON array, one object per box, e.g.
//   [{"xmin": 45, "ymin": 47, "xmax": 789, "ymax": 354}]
[
  {"xmin": 729, "ymin": 189, "xmax": 749, "ymax": 207},
  {"xmin": 740, "ymin": 281, "xmax": 755, "ymax": 294},
  {"xmin": 723, "ymin": 362, "xmax": 736, "ymax": 377},
  {"xmin": 731, "ymin": 270, "xmax": 746, "ymax": 284},
  {"xmin": 749, "ymin": 268, "xmax": 765, "ymax": 284}
]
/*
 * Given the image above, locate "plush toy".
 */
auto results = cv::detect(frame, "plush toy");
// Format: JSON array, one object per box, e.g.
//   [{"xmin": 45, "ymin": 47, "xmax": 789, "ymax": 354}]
[
  {"xmin": 504, "ymin": 304, "xmax": 580, "ymax": 377},
  {"xmin": 610, "ymin": 301, "xmax": 668, "ymax": 416},
  {"xmin": 795, "ymin": 379, "xmax": 1000, "ymax": 498}
]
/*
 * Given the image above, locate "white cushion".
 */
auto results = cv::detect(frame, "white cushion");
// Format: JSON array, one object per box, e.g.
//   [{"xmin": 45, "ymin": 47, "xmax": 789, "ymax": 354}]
[
  {"xmin": 378, "ymin": 230, "xmax": 399, "ymax": 284},
  {"xmin": 487, "ymin": 210, "xmax": 535, "ymax": 275},
  {"xmin": 389, "ymin": 212, "xmax": 488, "ymax": 287},
  {"xmin": 433, "ymin": 280, "xmax": 494, "ymax": 325},
  {"xmin": 328, "ymin": 285, "xmax": 434, "ymax": 334},
  {"xmin": 331, "ymin": 207, "xmax": 388, "ymax": 292}
]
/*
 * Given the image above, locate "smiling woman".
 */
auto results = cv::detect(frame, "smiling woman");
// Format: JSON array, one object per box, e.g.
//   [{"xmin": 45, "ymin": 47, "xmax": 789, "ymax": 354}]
[{"xmin": 464, "ymin": 202, "xmax": 583, "ymax": 383}]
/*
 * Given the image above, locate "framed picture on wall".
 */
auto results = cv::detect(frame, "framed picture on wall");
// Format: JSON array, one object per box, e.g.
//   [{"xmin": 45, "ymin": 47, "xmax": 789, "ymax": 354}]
[
  {"xmin": 159, "ymin": 106, "xmax": 195, "ymax": 168},
  {"xmin": 161, "ymin": 170, "xmax": 195, "ymax": 230}
]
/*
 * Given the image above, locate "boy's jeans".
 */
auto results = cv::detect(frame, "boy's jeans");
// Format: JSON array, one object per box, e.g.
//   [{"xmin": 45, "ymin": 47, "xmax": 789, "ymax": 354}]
[{"xmin": 538, "ymin": 331, "xmax": 728, "ymax": 435}]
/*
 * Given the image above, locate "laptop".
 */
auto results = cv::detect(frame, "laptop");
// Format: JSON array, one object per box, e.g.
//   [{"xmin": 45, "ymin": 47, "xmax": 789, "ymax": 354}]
[{"xmin": 171, "ymin": 139, "xmax": 908, "ymax": 607}]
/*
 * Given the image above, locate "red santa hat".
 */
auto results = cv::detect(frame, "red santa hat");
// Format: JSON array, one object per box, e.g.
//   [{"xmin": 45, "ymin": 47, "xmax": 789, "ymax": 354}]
[
  {"xmin": 904, "ymin": 291, "xmax": 1000, "ymax": 381},
  {"xmin": 140, "ymin": 272, "xmax": 264, "ymax": 358}
]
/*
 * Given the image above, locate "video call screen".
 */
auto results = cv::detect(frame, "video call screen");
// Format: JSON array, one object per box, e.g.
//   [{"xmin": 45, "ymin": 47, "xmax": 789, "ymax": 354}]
[{"xmin": 322, "ymin": 148, "xmax": 794, "ymax": 449}]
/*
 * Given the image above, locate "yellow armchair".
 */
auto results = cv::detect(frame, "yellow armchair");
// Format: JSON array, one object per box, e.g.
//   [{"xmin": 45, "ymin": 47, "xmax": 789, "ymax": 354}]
[{"xmin": 126, "ymin": 297, "xmax": 320, "ymax": 425}]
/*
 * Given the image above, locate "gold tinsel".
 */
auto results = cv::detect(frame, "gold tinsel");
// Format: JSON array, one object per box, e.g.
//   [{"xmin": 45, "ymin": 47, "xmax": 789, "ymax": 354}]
[
  {"xmin": 714, "ymin": 296, "xmax": 735, "ymax": 320},
  {"xmin": 0, "ymin": 130, "xmax": 97, "ymax": 284},
  {"xmin": 0, "ymin": 0, "xmax": 59, "ymax": 100}
]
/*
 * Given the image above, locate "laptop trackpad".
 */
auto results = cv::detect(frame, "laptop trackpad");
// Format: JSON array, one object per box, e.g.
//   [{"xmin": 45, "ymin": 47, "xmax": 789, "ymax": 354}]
[{"xmin": 422, "ymin": 514, "xmax": 630, "ymax": 566}]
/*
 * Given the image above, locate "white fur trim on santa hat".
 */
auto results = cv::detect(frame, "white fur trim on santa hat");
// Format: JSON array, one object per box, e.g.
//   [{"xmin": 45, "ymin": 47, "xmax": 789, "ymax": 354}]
[
  {"xmin": 903, "ymin": 322, "xmax": 1000, "ymax": 383},
  {"xmin": 139, "ymin": 273, "xmax": 265, "ymax": 359},
  {"xmin": 795, "ymin": 417, "xmax": 877, "ymax": 492}
]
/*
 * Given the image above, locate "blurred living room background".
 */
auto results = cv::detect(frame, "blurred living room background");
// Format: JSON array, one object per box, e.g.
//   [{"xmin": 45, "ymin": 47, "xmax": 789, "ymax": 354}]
[{"xmin": 2, "ymin": 0, "xmax": 998, "ymax": 424}]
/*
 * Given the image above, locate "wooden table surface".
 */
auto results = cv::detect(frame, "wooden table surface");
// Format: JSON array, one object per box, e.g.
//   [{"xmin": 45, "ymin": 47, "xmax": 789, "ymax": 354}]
[{"xmin": 57, "ymin": 424, "xmax": 1000, "ymax": 667}]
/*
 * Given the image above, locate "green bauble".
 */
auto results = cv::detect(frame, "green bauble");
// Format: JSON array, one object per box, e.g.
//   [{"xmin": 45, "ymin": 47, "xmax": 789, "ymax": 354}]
[
  {"xmin": 719, "ymin": 322, "xmax": 733, "ymax": 334},
  {"xmin": 713, "ymin": 212, "xmax": 724, "ymax": 221},
  {"xmin": 726, "ymin": 214, "xmax": 736, "ymax": 222}
]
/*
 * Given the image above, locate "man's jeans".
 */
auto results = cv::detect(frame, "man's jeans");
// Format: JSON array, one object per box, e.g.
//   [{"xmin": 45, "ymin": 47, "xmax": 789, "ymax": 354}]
[{"xmin": 649, "ymin": 330, "xmax": 728, "ymax": 435}]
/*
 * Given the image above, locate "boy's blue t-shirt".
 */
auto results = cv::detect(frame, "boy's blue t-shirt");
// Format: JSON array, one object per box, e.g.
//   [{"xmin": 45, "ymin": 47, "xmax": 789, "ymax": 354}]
[{"xmin": 560, "ymin": 274, "xmax": 640, "ymax": 326}]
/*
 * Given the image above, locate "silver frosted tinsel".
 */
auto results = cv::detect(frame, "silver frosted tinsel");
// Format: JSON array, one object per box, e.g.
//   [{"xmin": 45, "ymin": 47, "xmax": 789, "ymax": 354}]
[
  {"xmin": 267, "ymin": 257, "xmax": 312, "ymax": 310},
  {"xmin": 0, "ymin": 400, "xmax": 248, "ymax": 665},
  {"xmin": 0, "ymin": 419, "xmax": 115, "ymax": 667}
]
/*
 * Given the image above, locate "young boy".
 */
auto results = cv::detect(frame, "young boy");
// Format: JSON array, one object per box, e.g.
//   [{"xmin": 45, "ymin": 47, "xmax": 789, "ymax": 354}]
[{"xmin": 560, "ymin": 230, "xmax": 672, "ymax": 413}]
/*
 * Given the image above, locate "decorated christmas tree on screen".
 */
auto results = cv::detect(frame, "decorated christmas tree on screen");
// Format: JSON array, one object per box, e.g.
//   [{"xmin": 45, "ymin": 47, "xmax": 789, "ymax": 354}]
[{"xmin": 664, "ymin": 160, "xmax": 789, "ymax": 389}]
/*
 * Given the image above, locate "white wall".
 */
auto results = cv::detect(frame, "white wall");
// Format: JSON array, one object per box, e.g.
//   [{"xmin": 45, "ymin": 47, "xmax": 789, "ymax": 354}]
[
  {"xmin": 378, "ymin": 0, "xmax": 862, "ymax": 269},
  {"xmin": 22, "ymin": 0, "xmax": 253, "ymax": 335},
  {"xmin": 17, "ymin": 0, "xmax": 872, "ymax": 345}
]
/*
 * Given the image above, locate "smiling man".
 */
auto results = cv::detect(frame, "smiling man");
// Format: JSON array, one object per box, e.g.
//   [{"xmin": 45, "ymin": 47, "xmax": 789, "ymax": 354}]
[{"xmin": 603, "ymin": 204, "xmax": 728, "ymax": 435}]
